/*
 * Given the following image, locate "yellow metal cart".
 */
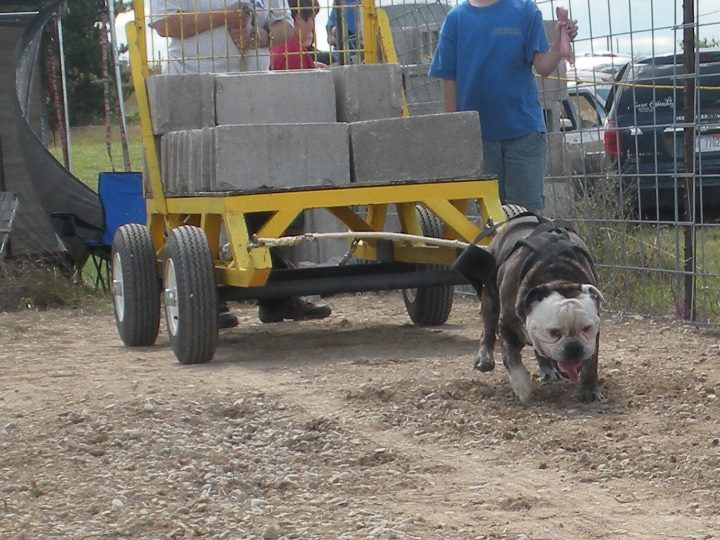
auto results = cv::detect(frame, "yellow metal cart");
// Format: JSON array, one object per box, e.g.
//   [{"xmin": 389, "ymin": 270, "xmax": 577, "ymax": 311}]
[{"xmin": 112, "ymin": 0, "xmax": 504, "ymax": 365}]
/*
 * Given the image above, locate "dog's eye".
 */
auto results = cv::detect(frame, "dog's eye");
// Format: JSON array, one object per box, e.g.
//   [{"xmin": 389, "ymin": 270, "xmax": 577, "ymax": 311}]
[
  {"xmin": 548, "ymin": 328, "xmax": 562, "ymax": 339},
  {"xmin": 582, "ymin": 325, "xmax": 593, "ymax": 334}
]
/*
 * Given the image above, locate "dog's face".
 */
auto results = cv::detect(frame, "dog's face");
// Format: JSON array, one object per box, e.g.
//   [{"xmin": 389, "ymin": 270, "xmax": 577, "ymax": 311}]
[{"xmin": 523, "ymin": 283, "xmax": 603, "ymax": 382}]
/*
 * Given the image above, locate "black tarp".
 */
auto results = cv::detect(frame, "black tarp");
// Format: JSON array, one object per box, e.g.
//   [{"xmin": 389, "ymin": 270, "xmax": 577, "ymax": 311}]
[{"xmin": 1, "ymin": 0, "xmax": 102, "ymax": 262}]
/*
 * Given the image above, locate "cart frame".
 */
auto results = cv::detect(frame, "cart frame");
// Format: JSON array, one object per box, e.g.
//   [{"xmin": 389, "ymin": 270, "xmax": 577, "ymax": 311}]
[{"xmin": 117, "ymin": 0, "xmax": 504, "ymax": 364}]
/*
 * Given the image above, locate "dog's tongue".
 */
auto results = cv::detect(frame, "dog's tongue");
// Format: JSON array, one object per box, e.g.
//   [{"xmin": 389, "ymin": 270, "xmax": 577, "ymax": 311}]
[{"xmin": 558, "ymin": 361, "xmax": 582, "ymax": 382}]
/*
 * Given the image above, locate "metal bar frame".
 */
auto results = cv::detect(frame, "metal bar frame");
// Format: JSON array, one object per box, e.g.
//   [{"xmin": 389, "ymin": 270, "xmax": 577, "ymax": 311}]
[{"xmin": 128, "ymin": 0, "xmax": 503, "ymax": 296}]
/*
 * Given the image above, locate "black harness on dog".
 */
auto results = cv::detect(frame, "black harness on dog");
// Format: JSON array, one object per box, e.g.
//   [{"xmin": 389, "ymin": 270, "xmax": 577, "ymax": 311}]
[
  {"xmin": 451, "ymin": 212, "xmax": 596, "ymax": 294},
  {"xmin": 503, "ymin": 215, "xmax": 597, "ymax": 283}
]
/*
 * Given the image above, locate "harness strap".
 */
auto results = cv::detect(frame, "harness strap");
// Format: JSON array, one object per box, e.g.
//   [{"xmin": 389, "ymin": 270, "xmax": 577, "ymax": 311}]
[{"xmin": 498, "ymin": 216, "xmax": 596, "ymax": 284}]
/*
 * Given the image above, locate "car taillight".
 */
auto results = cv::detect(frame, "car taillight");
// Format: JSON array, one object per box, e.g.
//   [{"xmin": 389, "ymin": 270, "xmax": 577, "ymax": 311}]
[{"xmin": 604, "ymin": 119, "xmax": 621, "ymax": 157}]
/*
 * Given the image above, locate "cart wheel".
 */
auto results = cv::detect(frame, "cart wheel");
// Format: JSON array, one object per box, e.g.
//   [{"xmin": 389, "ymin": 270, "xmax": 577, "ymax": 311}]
[
  {"xmin": 402, "ymin": 206, "xmax": 454, "ymax": 326},
  {"xmin": 111, "ymin": 223, "xmax": 161, "ymax": 347},
  {"xmin": 163, "ymin": 226, "xmax": 218, "ymax": 365}
]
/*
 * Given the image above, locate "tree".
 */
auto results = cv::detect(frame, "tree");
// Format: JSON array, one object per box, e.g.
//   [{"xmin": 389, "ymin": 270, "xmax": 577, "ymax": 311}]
[
  {"xmin": 58, "ymin": 0, "xmax": 132, "ymax": 125},
  {"xmin": 697, "ymin": 36, "xmax": 719, "ymax": 48},
  {"xmin": 679, "ymin": 36, "xmax": 720, "ymax": 51}
]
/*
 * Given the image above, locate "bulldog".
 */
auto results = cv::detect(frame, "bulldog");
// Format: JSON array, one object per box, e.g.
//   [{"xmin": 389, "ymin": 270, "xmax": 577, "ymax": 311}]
[{"xmin": 454, "ymin": 213, "xmax": 604, "ymax": 403}]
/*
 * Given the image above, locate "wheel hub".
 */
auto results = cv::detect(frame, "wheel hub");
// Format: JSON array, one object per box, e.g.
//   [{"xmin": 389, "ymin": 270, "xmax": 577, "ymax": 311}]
[
  {"xmin": 164, "ymin": 259, "xmax": 179, "ymax": 336},
  {"xmin": 112, "ymin": 252, "xmax": 125, "ymax": 322}
]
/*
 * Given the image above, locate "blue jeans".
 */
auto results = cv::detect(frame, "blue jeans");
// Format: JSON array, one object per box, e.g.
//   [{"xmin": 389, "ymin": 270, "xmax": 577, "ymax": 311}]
[{"xmin": 482, "ymin": 132, "xmax": 547, "ymax": 213}]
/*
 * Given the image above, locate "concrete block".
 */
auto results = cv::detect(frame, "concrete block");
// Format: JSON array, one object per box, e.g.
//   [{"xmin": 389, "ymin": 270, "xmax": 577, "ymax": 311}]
[
  {"xmin": 146, "ymin": 74, "xmax": 215, "ymax": 135},
  {"xmin": 402, "ymin": 64, "xmax": 443, "ymax": 110},
  {"xmin": 160, "ymin": 134, "xmax": 171, "ymax": 194},
  {"xmin": 162, "ymin": 128, "xmax": 217, "ymax": 194},
  {"xmin": 215, "ymin": 71, "xmax": 336, "ymax": 125},
  {"xmin": 212, "ymin": 123, "xmax": 351, "ymax": 192},
  {"xmin": 331, "ymin": 64, "xmax": 404, "ymax": 122},
  {"xmin": 200, "ymin": 127, "xmax": 216, "ymax": 192},
  {"xmin": 349, "ymin": 112, "xmax": 483, "ymax": 183},
  {"xmin": 407, "ymin": 102, "xmax": 444, "ymax": 116}
]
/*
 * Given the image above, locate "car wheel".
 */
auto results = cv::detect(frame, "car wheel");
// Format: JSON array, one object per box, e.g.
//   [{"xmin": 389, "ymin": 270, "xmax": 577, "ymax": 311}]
[
  {"xmin": 163, "ymin": 226, "xmax": 218, "ymax": 365},
  {"xmin": 402, "ymin": 206, "xmax": 454, "ymax": 326},
  {"xmin": 111, "ymin": 224, "xmax": 161, "ymax": 347}
]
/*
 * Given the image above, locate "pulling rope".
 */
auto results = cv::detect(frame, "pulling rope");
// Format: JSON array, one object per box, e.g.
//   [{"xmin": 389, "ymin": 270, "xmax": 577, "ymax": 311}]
[
  {"xmin": 249, "ymin": 230, "xmax": 475, "ymax": 250},
  {"xmin": 248, "ymin": 207, "xmax": 529, "ymax": 251}
]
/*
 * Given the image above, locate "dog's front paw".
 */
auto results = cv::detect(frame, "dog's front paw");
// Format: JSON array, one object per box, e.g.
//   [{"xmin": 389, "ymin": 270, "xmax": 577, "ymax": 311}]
[
  {"xmin": 474, "ymin": 349, "xmax": 495, "ymax": 372},
  {"xmin": 578, "ymin": 386, "xmax": 605, "ymax": 403},
  {"xmin": 509, "ymin": 366, "xmax": 533, "ymax": 404}
]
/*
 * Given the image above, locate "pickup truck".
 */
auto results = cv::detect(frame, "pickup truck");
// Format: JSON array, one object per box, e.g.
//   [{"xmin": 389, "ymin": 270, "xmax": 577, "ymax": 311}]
[{"xmin": 549, "ymin": 84, "xmax": 610, "ymax": 177}]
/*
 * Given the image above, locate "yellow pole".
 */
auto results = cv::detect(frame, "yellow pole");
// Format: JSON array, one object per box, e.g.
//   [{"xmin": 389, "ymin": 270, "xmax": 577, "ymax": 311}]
[
  {"xmin": 126, "ymin": 1, "xmax": 167, "ymax": 217},
  {"xmin": 361, "ymin": 0, "xmax": 379, "ymax": 64}
]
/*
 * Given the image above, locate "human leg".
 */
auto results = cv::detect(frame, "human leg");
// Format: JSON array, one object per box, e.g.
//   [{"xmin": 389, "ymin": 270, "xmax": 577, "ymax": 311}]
[
  {"xmin": 500, "ymin": 132, "xmax": 547, "ymax": 213},
  {"xmin": 246, "ymin": 213, "xmax": 331, "ymax": 323},
  {"xmin": 481, "ymin": 138, "xmax": 506, "ymax": 203}
]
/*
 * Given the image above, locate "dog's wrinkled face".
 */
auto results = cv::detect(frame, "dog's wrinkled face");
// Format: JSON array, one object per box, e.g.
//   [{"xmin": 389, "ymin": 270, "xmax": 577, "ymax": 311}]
[{"xmin": 524, "ymin": 284, "xmax": 602, "ymax": 382}]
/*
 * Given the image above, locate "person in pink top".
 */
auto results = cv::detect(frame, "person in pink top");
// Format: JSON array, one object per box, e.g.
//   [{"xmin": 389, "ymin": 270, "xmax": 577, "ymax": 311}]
[{"xmin": 270, "ymin": 0, "xmax": 326, "ymax": 70}]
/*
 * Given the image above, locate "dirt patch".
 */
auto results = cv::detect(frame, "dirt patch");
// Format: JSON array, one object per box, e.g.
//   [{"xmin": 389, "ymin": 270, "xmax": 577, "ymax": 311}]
[{"xmin": 1, "ymin": 293, "xmax": 719, "ymax": 539}]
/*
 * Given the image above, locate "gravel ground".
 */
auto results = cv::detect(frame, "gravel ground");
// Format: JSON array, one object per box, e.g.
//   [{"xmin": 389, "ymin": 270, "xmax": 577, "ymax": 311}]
[{"xmin": 1, "ymin": 292, "xmax": 719, "ymax": 539}]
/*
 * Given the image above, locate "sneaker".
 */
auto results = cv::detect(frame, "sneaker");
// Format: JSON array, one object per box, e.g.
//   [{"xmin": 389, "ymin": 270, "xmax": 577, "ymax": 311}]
[
  {"xmin": 258, "ymin": 297, "xmax": 332, "ymax": 323},
  {"xmin": 218, "ymin": 303, "xmax": 239, "ymax": 329}
]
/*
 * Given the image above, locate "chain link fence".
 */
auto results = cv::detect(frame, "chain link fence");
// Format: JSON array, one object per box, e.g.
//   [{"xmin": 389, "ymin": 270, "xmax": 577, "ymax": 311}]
[{"xmin": 372, "ymin": 0, "xmax": 720, "ymax": 327}]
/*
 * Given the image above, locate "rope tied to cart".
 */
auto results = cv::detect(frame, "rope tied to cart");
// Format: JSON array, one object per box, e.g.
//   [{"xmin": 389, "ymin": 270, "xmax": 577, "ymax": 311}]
[
  {"xmin": 247, "ymin": 205, "xmax": 531, "ymax": 252},
  {"xmin": 248, "ymin": 231, "xmax": 475, "ymax": 250}
]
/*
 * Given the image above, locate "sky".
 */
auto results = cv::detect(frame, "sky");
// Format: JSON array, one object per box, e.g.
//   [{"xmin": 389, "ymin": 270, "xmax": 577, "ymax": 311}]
[
  {"xmin": 114, "ymin": 0, "xmax": 720, "ymax": 61},
  {"xmin": 539, "ymin": 0, "xmax": 720, "ymax": 57}
]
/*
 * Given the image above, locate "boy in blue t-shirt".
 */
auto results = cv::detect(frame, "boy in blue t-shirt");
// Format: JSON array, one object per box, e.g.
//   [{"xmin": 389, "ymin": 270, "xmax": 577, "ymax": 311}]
[{"xmin": 429, "ymin": 0, "xmax": 577, "ymax": 213}]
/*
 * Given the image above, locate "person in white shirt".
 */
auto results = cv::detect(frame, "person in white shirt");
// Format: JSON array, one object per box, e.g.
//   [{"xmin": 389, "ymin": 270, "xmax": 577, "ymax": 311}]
[
  {"xmin": 147, "ymin": 0, "xmax": 333, "ymax": 325},
  {"xmin": 149, "ymin": 0, "xmax": 294, "ymax": 73}
]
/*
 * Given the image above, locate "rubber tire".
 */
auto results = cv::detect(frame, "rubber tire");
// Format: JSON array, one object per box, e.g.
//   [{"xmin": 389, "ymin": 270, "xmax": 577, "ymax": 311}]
[
  {"xmin": 111, "ymin": 223, "xmax": 161, "ymax": 347},
  {"xmin": 163, "ymin": 226, "xmax": 218, "ymax": 365},
  {"xmin": 402, "ymin": 206, "xmax": 454, "ymax": 326}
]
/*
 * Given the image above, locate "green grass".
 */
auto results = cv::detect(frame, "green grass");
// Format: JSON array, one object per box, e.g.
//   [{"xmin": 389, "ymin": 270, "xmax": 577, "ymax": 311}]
[{"xmin": 48, "ymin": 124, "xmax": 145, "ymax": 190}]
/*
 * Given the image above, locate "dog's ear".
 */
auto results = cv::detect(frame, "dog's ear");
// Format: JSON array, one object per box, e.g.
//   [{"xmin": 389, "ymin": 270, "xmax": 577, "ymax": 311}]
[
  {"xmin": 581, "ymin": 284, "xmax": 604, "ymax": 309},
  {"xmin": 517, "ymin": 284, "xmax": 553, "ymax": 320}
]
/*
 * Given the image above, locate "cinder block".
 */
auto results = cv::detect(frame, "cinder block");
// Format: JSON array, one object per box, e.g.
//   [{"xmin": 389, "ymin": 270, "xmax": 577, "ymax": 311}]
[
  {"xmin": 200, "ymin": 127, "xmax": 216, "ymax": 192},
  {"xmin": 349, "ymin": 112, "xmax": 483, "ymax": 183},
  {"xmin": 402, "ymin": 63, "xmax": 444, "ymax": 115},
  {"xmin": 146, "ymin": 74, "xmax": 215, "ymax": 135},
  {"xmin": 160, "ymin": 134, "xmax": 171, "ymax": 193},
  {"xmin": 212, "ymin": 123, "xmax": 351, "ymax": 192},
  {"xmin": 162, "ymin": 128, "xmax": 217, "ymax": 194},
  {"xmin": 331, "ymin": 64, "xmax": 404, "ymax": 122},
  {"xmin": 215, "ymin": 71, "xmax": 336, "ymax": 125}
]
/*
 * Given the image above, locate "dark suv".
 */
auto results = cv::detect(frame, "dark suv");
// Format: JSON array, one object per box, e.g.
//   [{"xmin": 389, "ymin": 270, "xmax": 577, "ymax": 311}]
[{"xmin": 603, "ymin": 50, "xmax": 720, "ymax": 220}]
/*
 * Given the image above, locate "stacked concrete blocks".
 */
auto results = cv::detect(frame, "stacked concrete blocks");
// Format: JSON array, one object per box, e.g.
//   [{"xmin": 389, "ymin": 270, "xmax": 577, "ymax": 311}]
[
  {"xmin": 401, "ymin": 64, "xmax": 444, "ymax": 116},
  {"xmin": 349, "ymin": 111, "xmax": 484, "ymax": 183},
  {"xmin": 146, "ymin": 73, "xmax": 215, "ymax": 135},
  {"xmin": 215, "ymin": 70, "xmax": 337, "ymax": 125},
  {"xmin": 161, "ymin": 128, "xmax": 216, "ymax": 195},
  {"xmin": 213, "ymin": 123, "xmax": 350, "ymax": 192},
  {"xmin": 331, "ymin": 64, "xmax": 404, "ymax": 122}
]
